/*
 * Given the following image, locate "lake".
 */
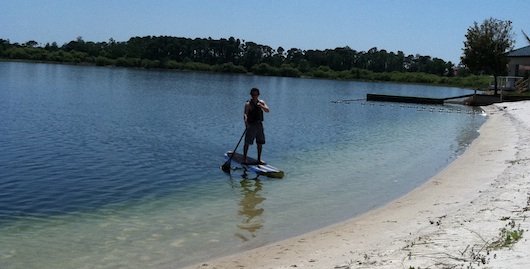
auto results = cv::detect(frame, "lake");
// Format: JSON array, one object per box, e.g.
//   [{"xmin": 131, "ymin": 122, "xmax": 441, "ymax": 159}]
[{"xmin": 0, "ymin": 62, "xmax": 485, "ymax": 268}]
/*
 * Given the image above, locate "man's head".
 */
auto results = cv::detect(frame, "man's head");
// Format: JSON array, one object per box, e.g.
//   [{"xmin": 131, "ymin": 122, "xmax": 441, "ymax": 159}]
[{"xmin": 250, "ymin": 88, "xmax": 260, "ymax": 99}]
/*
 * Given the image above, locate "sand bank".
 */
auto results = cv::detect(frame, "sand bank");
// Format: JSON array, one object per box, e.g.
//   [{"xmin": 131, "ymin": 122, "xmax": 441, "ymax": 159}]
[{"xmin": 186, "ymin": 101, "xmax": 530, "ymax": 269}]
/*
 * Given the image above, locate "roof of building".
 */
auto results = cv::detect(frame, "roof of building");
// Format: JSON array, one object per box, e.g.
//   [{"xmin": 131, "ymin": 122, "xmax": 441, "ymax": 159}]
[{"xmin": 507, "ymin": 45, "xmax": 530, "ymax": 57}]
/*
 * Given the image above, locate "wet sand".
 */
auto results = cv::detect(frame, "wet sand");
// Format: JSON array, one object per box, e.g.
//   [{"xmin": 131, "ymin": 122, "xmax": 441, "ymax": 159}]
[{"xmin": 185, "ymin": 101, "xmax": 530, "ymax": 269}]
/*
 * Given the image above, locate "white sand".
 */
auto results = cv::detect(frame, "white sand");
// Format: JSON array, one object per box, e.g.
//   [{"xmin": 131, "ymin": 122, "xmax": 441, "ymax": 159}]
[{"xmin": 185, "ymin": 101, "xmax": 530, "ymax": 269}]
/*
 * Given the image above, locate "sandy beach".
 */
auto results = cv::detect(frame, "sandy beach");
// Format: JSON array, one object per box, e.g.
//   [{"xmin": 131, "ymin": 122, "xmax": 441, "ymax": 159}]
[{"xmin": 185, "ymin": 101, "xmax": 530, "ymax": 269}]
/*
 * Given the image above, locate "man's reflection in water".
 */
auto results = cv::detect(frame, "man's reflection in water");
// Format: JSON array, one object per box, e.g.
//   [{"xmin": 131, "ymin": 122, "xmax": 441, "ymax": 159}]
[{"xmin": 235, "ymin": 179, "xmax": 265, "ymax": 241}]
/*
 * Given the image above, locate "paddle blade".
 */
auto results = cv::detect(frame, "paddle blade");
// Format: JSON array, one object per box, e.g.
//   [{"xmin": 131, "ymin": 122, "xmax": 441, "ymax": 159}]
[{"xmin": 221, "ymin": 161, "xmax": 231, "ymax": 173}]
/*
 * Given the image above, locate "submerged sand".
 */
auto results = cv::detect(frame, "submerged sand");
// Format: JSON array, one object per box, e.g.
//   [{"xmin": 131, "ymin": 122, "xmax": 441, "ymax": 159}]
[{"xmin": 185, "ymin": 101, "xmax": 530, "ymax": 269}]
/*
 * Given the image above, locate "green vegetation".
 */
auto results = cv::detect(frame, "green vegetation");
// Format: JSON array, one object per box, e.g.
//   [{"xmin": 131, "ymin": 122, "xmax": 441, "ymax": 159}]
[
  {"xmin": 488, "ymin": 220, "xmax": 524, "ymax": 250},
  {"xmin": 0, "ymin": 35, "xmax": 490, "ymax": 88}
]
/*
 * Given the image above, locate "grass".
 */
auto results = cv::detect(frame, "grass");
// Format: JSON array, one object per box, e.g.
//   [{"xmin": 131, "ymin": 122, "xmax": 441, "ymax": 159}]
[
  {"xmin": 404, "ymin": 218, "xmax": 525, "ymax": 269},
  {"xmin": 488, "ymin": 220, "xmax": 524, "ymax": 250}
]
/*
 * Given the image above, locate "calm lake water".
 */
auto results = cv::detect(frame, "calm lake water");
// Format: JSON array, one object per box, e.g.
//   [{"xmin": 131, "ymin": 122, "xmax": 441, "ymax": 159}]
[{"xmin": 0, "ymin": 62, "xmax": 485, "ymax": 268}]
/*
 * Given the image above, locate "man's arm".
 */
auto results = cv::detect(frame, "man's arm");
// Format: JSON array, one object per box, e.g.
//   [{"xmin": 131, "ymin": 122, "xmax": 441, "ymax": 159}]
[
  {"xmin": 258, "ymin": 100, "xmax": 269, "ymax": 113},
  {"xmin": 244, "ymin": 102, "xmax": 250, "ymax": 126}
]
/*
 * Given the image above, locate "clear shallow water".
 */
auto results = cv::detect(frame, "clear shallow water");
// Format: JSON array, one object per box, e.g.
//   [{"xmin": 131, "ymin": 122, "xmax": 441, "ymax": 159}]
[{"xmin": 0, "ymin": 62, "xmax": 485, "ymax": 268}]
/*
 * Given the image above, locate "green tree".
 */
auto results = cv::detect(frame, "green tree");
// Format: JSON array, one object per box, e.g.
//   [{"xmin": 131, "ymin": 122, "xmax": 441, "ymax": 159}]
[
  {"xmin": 241, "ymin": 42, "xmax": 264, "ymax": 69},
  {"xmin": 44, "ymin": 42, "xmax": 59, "ymax": 51},
  {"xmin": 461, "ymin": 18, "xmax": 515, "ymax": 94},
  {"xmin": 0, "ymin": 39, "xmax": 9, "ymax": 56},
  {"xmin": 286, "ymin": 48, "xmax": 304, "ymax": 63},
  {"xmin": 23, "ymin": 40, "xmax": 38, "ymax": 48}
]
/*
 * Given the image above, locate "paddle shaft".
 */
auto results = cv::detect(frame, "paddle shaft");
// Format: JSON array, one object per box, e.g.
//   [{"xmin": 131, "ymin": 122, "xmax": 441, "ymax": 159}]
[{"xmin": 222, "ymin": 129, "xmax": 247, "ymax": 172}]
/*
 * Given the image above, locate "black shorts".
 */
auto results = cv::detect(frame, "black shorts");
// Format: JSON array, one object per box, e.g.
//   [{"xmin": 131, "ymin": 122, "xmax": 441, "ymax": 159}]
[{"xmin": 245, "ymin": 122, "xmax": 265, "ymax": 145}]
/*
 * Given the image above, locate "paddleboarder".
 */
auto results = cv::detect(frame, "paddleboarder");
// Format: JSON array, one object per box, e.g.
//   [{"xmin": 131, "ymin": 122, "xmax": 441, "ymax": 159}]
[{"xmin": 243, "ymin": 88, "xmax": 269, "ymax": 165}]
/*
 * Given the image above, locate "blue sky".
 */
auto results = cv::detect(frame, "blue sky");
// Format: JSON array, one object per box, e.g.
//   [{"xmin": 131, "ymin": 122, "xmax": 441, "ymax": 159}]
[{"xmin": 1, "ymin": 0, "xmax": 529, "ymax": 64}]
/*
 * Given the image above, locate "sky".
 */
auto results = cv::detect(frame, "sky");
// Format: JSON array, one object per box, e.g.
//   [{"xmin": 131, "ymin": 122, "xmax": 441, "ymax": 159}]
[{"xmin": 1, "ymin": 0, "xmax": 529, "ymax": 64}]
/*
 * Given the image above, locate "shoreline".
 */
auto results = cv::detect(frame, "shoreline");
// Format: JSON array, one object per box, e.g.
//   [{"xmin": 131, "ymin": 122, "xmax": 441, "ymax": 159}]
[{"xmin": 185, "ymin": 101, "xmax": 530, "ymax": 269}]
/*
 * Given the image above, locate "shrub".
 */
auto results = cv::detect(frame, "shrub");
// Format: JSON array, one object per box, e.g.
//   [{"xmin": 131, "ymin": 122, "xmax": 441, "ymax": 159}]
[
  {"xmin": 213, "ymin": 62, "xmax": 247, "ymax": 73},
  {"xmin": 95, "ymin": 56, "xmax": 114, "ymax": 66},
  {"xmin": 279, "ymin": 64, "xmax": 301, "ymax": 77},
  {"xmin": 251, "ymin": 63, "xmax": 280, "ymax": 76},
  {"xmin": 182, "ymin": 61, "xmax": 212, "ymax": 71}
]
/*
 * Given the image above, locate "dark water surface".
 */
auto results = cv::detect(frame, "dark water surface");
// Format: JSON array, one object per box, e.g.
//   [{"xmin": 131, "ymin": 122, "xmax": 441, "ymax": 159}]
[{"xmin": 0, "ymin": 62, "xmax": 485, "ymax": 268}]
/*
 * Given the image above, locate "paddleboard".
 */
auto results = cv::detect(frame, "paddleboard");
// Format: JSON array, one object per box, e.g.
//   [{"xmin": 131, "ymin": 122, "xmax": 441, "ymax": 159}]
[{"xmin": 224, "ymin": 151, "xmax": 284, "ymax": 178}]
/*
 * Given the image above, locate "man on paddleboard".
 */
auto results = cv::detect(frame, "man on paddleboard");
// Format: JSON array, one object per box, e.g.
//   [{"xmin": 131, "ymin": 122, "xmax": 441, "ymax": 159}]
[{"xmin": 243, "ymin": 88, "xmax": 269, "ymax": 164}]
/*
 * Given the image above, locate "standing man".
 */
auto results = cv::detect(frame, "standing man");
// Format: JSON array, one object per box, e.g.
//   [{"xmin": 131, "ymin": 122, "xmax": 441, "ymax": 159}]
[{"xmin": 243, "ymin": 88, "xmax": 269, "ymax": 164}]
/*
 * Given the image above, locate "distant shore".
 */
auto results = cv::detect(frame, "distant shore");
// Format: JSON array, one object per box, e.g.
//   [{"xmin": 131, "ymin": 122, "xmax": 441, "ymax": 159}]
[{"xmin": 184, "ymin": 101, "xmax": 530, "ymax": 269}]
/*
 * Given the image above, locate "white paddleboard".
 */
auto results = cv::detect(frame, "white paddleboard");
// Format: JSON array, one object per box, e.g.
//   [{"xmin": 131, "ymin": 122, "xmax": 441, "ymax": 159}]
[{"xmin": 224, "ymin": 151, "xmax": 284, "ymax": 178}]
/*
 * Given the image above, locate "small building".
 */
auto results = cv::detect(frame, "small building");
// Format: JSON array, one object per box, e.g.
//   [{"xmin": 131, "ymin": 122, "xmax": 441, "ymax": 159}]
[
  {"xmin": 494, "ymin": 45, "xmax": 530, "ymax": 92},
  {"xmin": 507, "ymin": 45, "xmax": 530, "ymax": 77}
]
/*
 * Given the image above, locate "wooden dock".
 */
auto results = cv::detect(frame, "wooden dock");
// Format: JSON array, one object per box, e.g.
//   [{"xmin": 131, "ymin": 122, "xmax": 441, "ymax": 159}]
[{"xmin": 366, "ymin": 93, "xmax": 475, "ymax": 105}]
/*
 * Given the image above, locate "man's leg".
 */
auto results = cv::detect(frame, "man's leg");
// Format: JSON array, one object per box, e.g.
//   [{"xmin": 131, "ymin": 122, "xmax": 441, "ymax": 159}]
[
  {"xmin": 243, "ymin": 143, "xmax": 249, "ymax": 164},
  {"xmin": 255, "ymin": 123, "xmax": 265, "ymax": 164},
  {"xmin": 257, "ymin": 144, "xmax": 262, "ymax": 163}
]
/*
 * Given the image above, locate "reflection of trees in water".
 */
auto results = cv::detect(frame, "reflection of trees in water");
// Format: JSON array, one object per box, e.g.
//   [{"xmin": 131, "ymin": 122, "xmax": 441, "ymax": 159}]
[{"xmin": 235, "ymin": 179, "xmax": 265, "ymax": 241}]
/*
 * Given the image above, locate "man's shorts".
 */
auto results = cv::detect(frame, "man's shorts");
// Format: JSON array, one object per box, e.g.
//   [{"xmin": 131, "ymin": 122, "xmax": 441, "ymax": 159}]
[{"xmin": 245, "ymin": 122, "xmax": 265, "ymax": 145}]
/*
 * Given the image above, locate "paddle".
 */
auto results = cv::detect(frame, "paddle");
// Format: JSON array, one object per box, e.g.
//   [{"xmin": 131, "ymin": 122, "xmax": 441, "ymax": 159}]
[{"xmin": 221, "ymin": 129, "xmax": 247, "ymax": 173}]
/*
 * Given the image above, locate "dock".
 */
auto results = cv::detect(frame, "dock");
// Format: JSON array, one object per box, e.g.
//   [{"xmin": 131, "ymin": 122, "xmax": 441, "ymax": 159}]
[{"xmin": 366, "ymin": 93, "xmax": 475, "ymax": 105}]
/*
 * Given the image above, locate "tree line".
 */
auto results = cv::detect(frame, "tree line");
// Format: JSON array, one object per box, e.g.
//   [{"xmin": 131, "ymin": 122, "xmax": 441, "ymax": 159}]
[{"xmin": 0, "ymin": 35, "xmax": 488, "ymax": 87}]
